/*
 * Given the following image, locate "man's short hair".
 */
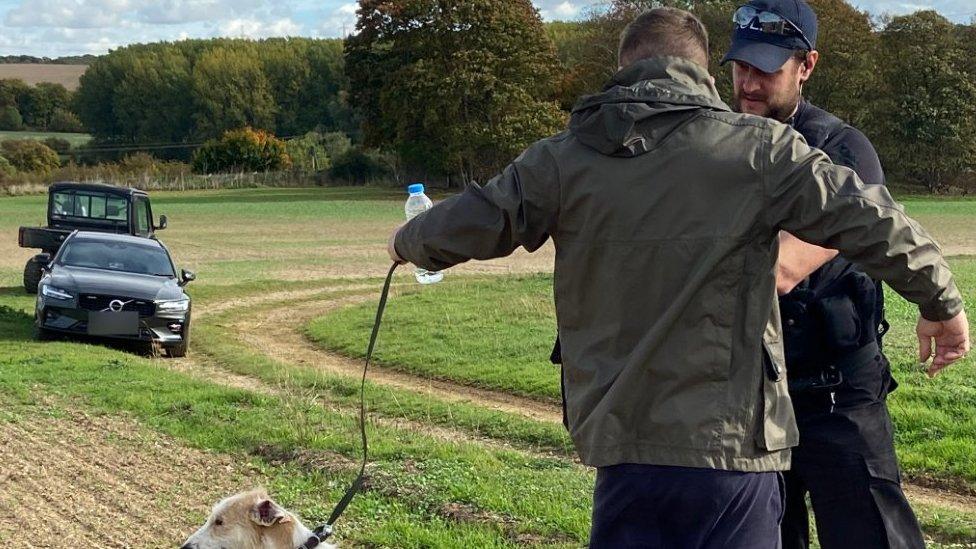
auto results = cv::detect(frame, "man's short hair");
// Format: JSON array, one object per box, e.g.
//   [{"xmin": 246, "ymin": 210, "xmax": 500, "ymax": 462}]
[{"xmin": 618, "ymin": 8, "xmax": 709, "ymax": 69}]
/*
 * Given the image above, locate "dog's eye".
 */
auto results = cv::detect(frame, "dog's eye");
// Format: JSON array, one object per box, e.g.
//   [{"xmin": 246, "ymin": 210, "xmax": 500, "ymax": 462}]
[{"xmin": 214, "ymin": 518, "xmax": 224, "ymax": 527}]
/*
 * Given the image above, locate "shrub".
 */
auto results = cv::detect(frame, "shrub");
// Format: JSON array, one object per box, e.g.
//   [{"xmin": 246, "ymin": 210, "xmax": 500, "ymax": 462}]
[
  {"xmin": 0, "ymin": 139, "xmax": 60, "ymax": 173},
  {"xmin": 192, "ymin": 127, "xmax": 291, "ymax": 174},
  {"xmin": 329, "ymin": 147, "xmax": 392, "ymax": 185},
  {"xmin": 0, "ymin": 106, "xmax": 23, "ymax": 130},
  {"xmin": 319, "ymin": 131, "xmax": 352, "ymax": 160},
  {"xmin": 48, "ymin": 108, "xmax": 85, "ymax": 133},
  {"xmin": 0, "ymin": 155, "xmax": 16, "ymax": 176},
  {"xmin": 43, "ymin": 137, "xmax": 71, "ymax": 154},
  {"xmin": 285, "ymin": 132, "xmax": 331, "ymax": 173}
]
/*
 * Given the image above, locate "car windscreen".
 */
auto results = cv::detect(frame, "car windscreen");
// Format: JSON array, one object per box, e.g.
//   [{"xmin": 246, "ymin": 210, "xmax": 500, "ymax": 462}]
[
  {"xmin": 52, "ymin": 191, "xmax": 128, "ymax": 222},
  {"xmin": 59, "ymin": 239, "xmax": 175, "ymax": 277}
]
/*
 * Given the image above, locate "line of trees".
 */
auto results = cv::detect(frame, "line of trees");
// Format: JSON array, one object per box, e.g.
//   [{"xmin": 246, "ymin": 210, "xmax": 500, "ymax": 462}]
[
  {"xmin": 47, "ymin": 0, "xmax": 975, "ymax": 192},
  {"xmin": 0, "ymin": 79, "xmax": 83, "ymax": 132},
  {"xmin": 73, "ymin": 38, "xmax": 355, "ymax": 147}
]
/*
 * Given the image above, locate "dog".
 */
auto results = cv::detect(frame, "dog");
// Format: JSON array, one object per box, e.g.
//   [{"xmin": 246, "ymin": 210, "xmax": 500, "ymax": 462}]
[{"xmin": 181, "ymin": 489, "xmax": 336, "ymax": 549}]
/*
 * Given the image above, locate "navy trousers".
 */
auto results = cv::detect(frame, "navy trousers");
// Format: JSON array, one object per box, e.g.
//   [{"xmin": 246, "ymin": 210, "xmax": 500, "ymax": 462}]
[
  {"xmin": 590, "ymin": 463, "xmax": 784, "ymax": 549},
  {"xmin": 782, "ymin": 354, "xmax": 924, "ymax": 549}
]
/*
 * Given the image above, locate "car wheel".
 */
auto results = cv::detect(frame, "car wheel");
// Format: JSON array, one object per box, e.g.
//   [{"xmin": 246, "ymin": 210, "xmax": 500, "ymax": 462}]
[
  {"xmin": 23, "ymin": 258, "xmax": 43, "ymax": 294},
  {"xmin": 167, "ymin": 321, "xmax": 190, "ymax": 358},
  {"xmin": 33, "ymin": 323, "xmax": 53, "ymax": 341}
]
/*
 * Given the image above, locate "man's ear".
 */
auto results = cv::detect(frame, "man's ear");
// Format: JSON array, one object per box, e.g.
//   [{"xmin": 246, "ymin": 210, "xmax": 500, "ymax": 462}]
[
  {"xmin": 800, "ymin": 50, "xmax": 820, "ymax": 84},
  {"xmin": 250, "ymin": 499, "xmax": 293, "ymax": 527}
]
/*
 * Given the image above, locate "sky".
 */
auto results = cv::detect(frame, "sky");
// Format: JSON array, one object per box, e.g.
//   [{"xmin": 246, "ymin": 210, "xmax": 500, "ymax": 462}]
[{"xmin": 0, "ymin": 0, "xmax": 970, "ymax": 58}]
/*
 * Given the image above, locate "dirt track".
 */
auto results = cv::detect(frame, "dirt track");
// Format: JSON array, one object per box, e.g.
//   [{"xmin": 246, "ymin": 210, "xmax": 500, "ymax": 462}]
[{"xmin": 226, "ymin": 290, "xmax": 563, "ymax": 424}]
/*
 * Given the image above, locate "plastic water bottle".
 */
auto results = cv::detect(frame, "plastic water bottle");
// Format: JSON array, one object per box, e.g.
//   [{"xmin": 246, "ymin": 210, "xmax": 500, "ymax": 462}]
[{"xmin": 404, "ymin": 183, "xmax": 444, "ymax": 284}]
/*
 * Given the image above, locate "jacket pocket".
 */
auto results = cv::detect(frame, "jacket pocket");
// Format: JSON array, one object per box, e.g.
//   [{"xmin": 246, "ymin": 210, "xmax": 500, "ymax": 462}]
[{"xmin": 757, "ymin": 340, "xmax": 798, "ymax": 451}]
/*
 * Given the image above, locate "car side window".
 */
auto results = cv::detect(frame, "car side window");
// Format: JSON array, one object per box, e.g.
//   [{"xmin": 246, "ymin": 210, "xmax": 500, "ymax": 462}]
[{"xmin": 134, "ymin": 197, "xmax": 150, "ymax": 235}]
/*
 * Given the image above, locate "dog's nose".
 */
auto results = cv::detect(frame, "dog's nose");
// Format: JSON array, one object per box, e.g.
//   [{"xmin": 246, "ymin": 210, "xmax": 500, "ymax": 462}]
[{"xmin": 180, "ymin": 544, "xmax": 194, "ymax": 549}]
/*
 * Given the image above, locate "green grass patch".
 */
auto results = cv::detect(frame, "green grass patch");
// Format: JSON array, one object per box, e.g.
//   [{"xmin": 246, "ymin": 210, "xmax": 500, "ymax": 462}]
[
  {"xmin": 0, "ymin": 130, "xmax": 92, "ymax": 148},
  {"xmin": 308, "ymin": 274, "xmax": 560, "ymax": 401}
]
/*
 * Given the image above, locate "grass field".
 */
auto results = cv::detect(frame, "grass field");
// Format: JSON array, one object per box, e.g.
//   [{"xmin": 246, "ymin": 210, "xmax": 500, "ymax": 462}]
[
  {"xmin": 0, "ymin": 187, "xmax": 974, "ymax": 546},
  {"xmin": 0, "ymin": 130, "xmax": 92, "ymax": 148}
]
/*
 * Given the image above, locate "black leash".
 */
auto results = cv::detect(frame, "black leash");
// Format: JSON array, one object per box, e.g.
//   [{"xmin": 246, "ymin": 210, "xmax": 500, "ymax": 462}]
[{"xmin": 298, "ymin": 262, "xmax": 399, "ymax": 549}]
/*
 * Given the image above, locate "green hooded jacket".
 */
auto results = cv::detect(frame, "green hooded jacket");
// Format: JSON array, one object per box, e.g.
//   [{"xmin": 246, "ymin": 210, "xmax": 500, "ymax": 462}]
[{"xmin": 394, "ymin": 57, "xmax": 963, "ymax": 471}]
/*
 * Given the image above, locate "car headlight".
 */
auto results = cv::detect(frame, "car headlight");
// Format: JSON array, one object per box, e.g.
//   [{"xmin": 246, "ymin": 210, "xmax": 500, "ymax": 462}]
[
  {"xmin": 41, "ymin": 285, "xmax": 73, "ymax": 300},
  {"xmin": 156, "ymin": 299, "xmax": 190, "ymax": 313}
]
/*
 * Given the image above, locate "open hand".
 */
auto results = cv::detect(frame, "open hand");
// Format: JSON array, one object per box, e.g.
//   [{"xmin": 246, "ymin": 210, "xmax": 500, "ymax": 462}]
[{"xmin": 917, "ymin": 310, "xmax": 970, "ymax": 377}]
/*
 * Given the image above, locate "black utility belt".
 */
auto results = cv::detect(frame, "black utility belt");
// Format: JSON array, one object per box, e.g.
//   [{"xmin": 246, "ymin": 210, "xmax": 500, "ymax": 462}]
[{"xmin": 787, "ymin": 341, "xmax": 880, "ymax": 393}]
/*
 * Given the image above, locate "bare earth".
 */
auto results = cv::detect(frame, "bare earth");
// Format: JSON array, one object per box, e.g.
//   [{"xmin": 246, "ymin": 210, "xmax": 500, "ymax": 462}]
[
  {"xmin": 0, "ymin": 405, "xmax": 259, "ymax": 547},
  {"xmin": 0, "ymin": 64, "xmax": 87, "ymax": 90}
]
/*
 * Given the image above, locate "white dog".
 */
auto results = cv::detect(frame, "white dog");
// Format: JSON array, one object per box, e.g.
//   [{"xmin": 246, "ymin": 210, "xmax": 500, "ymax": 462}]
[{"xmin": 182, "ymin": 489, "xmax": 336, "ymax": 549}]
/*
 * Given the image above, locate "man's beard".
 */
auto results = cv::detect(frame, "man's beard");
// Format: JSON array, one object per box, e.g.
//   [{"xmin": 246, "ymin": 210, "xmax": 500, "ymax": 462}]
[{"xmin": 733, "ymin": 85, "xmax": 801, "ymax": 123}]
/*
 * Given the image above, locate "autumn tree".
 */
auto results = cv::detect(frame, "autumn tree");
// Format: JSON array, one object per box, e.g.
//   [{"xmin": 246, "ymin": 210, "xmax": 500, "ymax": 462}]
[
  {"xmin": 871, "ymin": 11, "xmax": 976, "ymax": 191},
  {"xmin": 346, "ymin": 0, "xmax": 566, "ymax": 184},
  {"xmin": 191, "ymin": 46, "xmax": 277, "ymax": 139}
]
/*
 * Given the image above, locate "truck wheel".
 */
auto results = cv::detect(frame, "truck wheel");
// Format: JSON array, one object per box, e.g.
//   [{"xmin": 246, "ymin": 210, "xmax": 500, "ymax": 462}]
[{"xmin": 23, "ymin": 258, "xmax": 43, "ymax": 294}]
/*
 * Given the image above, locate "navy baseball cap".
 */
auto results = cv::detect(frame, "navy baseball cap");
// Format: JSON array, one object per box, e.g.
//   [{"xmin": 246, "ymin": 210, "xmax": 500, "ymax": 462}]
[{"xmin": 722, "ymin": 0, "xmax": 818, "ymax": 73}]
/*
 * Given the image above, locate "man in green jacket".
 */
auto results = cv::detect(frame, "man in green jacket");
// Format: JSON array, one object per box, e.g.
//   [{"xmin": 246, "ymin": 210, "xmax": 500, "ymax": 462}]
[{"xmin": 388, "ymin": 8, "xmax": 969, "ymax": 548}]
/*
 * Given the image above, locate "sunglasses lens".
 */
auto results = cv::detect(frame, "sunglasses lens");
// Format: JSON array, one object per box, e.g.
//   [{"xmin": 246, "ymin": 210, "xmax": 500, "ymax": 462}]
[
  {"xmin": 757, "ymin": 12, "xmax": 782, "ymax": 23},
  {"xmin": 733, "ymin": 6, "xmax": 758, "ymax": 25}
]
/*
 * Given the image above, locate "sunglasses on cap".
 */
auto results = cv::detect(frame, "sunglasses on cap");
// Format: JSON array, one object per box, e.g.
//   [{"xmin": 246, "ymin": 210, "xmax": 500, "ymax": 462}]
[{"xmin": 733, "ymin": 5, "xmax": 814, "ymax": 51}]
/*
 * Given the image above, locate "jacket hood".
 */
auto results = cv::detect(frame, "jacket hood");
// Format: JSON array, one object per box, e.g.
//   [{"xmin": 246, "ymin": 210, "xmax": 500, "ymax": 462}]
[{"xmin": 570, "ymin": 56, "xmax": 730, "ymax": 157}]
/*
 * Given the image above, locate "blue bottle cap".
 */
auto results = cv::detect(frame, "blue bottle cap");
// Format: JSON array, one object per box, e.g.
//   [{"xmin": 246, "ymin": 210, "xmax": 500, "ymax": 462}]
[{"xmin": 407, "ymin": 183, "xmax": 425, "ymax": 194}]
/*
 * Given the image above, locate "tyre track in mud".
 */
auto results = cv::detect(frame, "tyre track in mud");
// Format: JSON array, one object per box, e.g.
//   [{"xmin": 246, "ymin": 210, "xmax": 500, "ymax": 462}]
[
  {"xmin": 188, "ymin": 288, "xmax": 574, "ymax": 459},
  {"xmin": 196, "ymin": 284, "xmax": 564, "ymax": 425}
]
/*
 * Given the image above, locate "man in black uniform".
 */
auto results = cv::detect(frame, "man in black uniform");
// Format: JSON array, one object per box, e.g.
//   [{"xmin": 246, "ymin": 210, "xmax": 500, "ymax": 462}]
[{"xmin": 722, "ymin": 0, "xmax": 925, "ymax": 547}]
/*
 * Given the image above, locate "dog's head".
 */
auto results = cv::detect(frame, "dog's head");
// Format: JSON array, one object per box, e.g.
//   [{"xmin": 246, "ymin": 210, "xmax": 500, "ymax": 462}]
[{"xmin": 181, "ymin": 489, "xmax": 327, "ymax": 549}]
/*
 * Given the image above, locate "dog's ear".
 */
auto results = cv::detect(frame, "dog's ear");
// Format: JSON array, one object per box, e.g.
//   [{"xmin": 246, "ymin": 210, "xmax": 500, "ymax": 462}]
[{"xmin": 250, "ymin": 498, "xmax": 293, "ymax": 527}]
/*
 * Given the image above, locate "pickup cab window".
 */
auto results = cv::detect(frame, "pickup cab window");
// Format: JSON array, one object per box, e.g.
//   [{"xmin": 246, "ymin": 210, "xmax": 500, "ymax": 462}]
[{"xmin": 52, "ymin": 191, "xmax": 128, "ymax": 221}]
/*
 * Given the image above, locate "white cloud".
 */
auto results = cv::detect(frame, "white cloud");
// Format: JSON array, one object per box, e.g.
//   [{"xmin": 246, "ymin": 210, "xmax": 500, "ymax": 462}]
[
  {"xmin": 218, "ymin": 17, "xmax": 301, "ymax": 38},
  {"xmin": 553, "ymin": 2, "xmax": 581, "ymax": 19},
  {"xmin": 848, "ymin": 0, "xmax": 976, "ymax": 19},
  {"xmin": 316, "ymin": 2, "xmax": 357, "ymax": 38},
  {"xmin": 6, "ymin": 0, "xmax": 126, "ymax": 29}
]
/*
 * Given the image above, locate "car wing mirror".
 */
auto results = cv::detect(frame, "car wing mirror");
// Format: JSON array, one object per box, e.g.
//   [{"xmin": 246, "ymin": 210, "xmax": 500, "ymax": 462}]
[
  {"xmin": 156, "ymin": 214, "xmax": 168, "ymax": 231},
  {"xmin": 180, "ymin": 269, "xmax": 196, "ymax": 286}
]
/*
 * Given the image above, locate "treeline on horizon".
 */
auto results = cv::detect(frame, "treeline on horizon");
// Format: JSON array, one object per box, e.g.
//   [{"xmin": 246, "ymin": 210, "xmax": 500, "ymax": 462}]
[
  {"xmin": 5, "ymin": 0, "xmax": 974, "ymax": 192},
  {"xmin": 0, "ymin": 54, "xmax": 98, "ymax": 65}
]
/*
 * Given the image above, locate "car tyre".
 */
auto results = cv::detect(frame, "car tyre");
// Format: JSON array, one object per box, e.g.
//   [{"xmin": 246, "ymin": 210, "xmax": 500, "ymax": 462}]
[
  {"xmin": 167, "ymin": 321, "xmax": 190, "ymax": 358},
  {"xmin": 23, "ymin": 258, "xmax": 43, "ymax": 294},
  {"xmin": 33, "ymin": 323, "xmax": 54, "ymax": 341}
]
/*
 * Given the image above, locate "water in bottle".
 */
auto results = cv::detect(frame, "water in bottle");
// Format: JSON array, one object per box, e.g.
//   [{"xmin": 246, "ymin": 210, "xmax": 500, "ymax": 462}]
[{"xmin": 404, "ymin": 183, "xmax": 444, "ymax": 284}]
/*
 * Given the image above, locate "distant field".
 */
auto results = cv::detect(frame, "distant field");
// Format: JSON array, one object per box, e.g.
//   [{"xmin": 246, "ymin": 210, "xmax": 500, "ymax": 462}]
[
  {"xmin": 0, "ymin": 130, "xmax": 91, "ymax": 148},
  {"xmin": 0, "ymin": 63, "xmax": 86, "ymax": 90}
]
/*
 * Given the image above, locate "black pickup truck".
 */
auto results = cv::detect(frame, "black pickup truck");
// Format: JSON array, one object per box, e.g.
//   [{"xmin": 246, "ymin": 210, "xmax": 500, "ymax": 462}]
[{"xmin": 19, "ymin": 182, "xmax": 168, "ymax": 293}]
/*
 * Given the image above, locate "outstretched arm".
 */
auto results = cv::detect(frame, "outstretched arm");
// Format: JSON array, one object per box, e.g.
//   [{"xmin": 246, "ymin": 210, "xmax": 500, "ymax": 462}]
[
  {"xmin": 391, "ymin": 142, "xmax": 560, "ymax": 271},
  {"xmin": 764, "ymin": 122, "xmax": 968, "ymax": 372}
]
